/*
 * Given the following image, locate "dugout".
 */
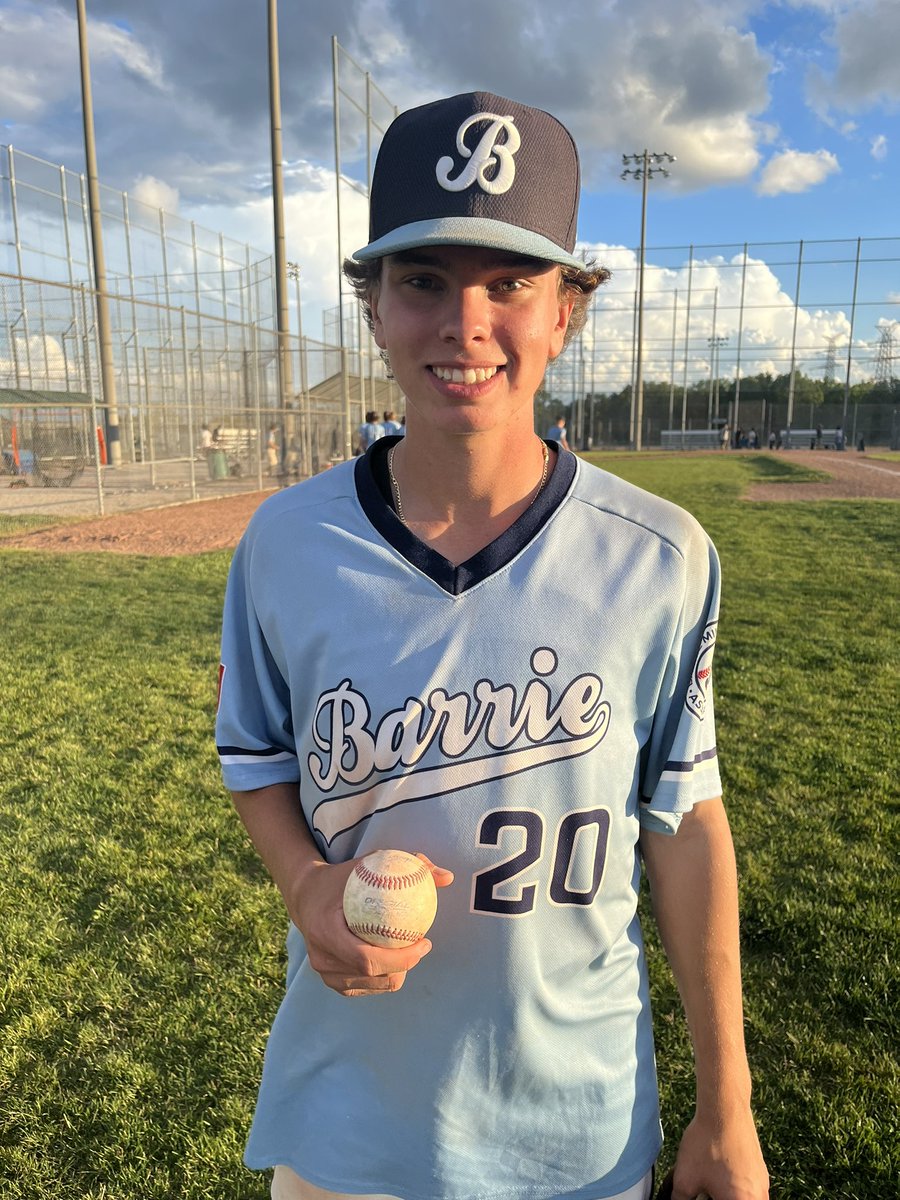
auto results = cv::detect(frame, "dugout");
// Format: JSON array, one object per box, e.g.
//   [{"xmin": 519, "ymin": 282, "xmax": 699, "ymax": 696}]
[{"xmin": 0, "ymin": 389, "xmax": 95, "ymax": 487}]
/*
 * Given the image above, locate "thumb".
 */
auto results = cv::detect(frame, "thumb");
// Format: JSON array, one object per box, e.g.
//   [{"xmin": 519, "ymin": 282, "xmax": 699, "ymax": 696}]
[{"xmin": 415, "ymin": 853, "xmax": 455, "ymax": 888}]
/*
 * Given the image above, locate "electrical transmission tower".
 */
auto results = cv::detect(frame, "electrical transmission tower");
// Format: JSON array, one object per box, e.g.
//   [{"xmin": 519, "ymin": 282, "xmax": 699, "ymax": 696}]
[
  {"xmin": 823, "ymin": 336, "xmax": 838, "ymax": 385},
  {"xmin": 874, "ymin": 322, "xmax": 896, "ymax": 384}
]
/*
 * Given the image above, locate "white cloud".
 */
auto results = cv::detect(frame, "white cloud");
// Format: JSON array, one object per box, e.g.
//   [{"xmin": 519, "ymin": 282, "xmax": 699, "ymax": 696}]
[
  {"xmin": 366, "ymin": 0, "xmax": 776, "ymax": 192},
  {"xmin": 90, "ymin": 22, "xmax": 167, "ymax": 91},
  {"xmin": 755, "ymin": 148, "xmax": 840, "ymax": 196},
  {"xmin": 186, "ymin": 162, "xmax": 370, "ymax": 344},
  {"xmin": 565, "ymin": 244, "xmax": 873, "ymax": 389},
  {"xmin": 807, "ymin": 0, "xmax": 900, "ymax": 116},
  {"xmin": 870, "ymin": 134, "xmax": 888, "ymax": 160},
  {"xmin": 0, "ymin": 7, "xmax": 80, "ymax": 120},
  {"xmin": 0, "ymin": 3, "xmax": 166, "ymax": 124},
  {"xmin": 131, "ymin": 175, "xmax": 179, "ymax": 214}
]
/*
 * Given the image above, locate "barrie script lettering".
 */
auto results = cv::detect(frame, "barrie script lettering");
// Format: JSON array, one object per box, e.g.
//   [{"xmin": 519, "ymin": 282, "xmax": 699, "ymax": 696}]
[{"xmin": 309, "ymin": 648, "xmax": 609, "ymax": 793}]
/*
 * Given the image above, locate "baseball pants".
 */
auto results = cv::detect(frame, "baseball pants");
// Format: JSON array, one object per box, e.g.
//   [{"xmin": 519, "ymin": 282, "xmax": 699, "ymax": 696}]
[{"xmin": 270, "ymin": 1165, "xmax": 654, "ymax": 1200}]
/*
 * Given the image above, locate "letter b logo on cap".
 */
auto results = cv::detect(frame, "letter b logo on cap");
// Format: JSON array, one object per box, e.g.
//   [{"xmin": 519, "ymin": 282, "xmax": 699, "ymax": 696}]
[{"xmin": 435, "ymin": 112, "xmax": 521, "ymax": 195}]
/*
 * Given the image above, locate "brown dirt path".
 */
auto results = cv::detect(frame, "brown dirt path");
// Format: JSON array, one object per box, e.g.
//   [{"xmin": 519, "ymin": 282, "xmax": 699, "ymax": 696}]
[
  {"xmin": 0, "ymin": 490, "xmax": 274, "ymax": 556},
  {"xmin": 744, "ymin": 450, "xmax": 900, "ymax": 502}
]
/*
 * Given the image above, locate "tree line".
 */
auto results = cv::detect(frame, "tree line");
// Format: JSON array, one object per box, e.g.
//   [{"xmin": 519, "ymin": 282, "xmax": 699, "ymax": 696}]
[{"xmin": 537, "ymin": 371, "xmax": 900, "ymax": 447}]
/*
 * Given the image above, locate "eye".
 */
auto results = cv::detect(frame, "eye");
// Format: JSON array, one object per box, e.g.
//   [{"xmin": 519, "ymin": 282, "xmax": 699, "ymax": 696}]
[
  {"xmin": 404, "ymin": 274, "xmax": 441, "ymax": 291},
  {"xmin": 491, "ymin": 278, "xmax": 528, "ymax": 295}
]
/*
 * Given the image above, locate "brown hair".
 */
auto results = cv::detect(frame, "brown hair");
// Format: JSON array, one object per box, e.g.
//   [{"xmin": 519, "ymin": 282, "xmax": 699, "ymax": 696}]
[{"xmin": 342, "ymin": 255, "xmax": 609, "ymax": 355}]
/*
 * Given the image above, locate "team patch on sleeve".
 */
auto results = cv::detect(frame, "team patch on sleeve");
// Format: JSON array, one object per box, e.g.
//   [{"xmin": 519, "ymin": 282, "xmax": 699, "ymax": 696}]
[{"xmin": 685, "ymin": 621, "xmax": 716, "ymax": 719}]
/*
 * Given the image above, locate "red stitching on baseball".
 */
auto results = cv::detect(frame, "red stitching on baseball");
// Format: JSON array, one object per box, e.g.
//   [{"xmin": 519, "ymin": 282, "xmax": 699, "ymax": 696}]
[
  {"xmin": 350, "ymin": 923, "xmax": 421, "ymax": 943},
  {"xmin": 355, "ymin": 861, "xmax": 430, "ymax": 890}
]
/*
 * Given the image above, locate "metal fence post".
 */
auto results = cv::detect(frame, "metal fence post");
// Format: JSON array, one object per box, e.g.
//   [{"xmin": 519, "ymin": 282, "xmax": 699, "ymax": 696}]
[
  {"xmin": 78, "ymin": 283, "xmax": 104, "ymax": 516},
  {"xmin": 181, "ymin": 307, "xmax": 197, "ymax": 501}
]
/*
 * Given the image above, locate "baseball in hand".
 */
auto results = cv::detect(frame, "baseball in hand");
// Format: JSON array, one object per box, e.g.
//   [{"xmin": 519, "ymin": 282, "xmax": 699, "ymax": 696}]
[{"xmin": 342, "ymin": 849, "xmax": 438, "ymax": 948}]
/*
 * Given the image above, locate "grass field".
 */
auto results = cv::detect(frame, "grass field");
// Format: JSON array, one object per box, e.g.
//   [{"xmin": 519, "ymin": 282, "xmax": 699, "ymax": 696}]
[{"xmin": 1, "ymin": 453, "xmax": 897, "ymax": 1199}]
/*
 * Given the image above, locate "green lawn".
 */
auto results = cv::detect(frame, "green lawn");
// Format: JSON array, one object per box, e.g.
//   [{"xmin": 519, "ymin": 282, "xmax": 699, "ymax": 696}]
[{"xmin": 1, "ymin": 454, "xmax": 897, "ymax": 1198}]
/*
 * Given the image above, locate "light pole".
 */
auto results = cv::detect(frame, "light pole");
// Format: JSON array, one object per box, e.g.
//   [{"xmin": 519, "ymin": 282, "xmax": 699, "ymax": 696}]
[
  {"xmin": 268, "ymin": 0, "xmax": 292, "ymax": 411},
  {"xmin": 286, "ymin": 260, "xmax": 306, "ymax": 378},
  {"xmin": 708, "ymin": 334, "xmax": 728, "ymax": 424},
  {"xmin": 287, "ymin": 260, "xmax": 310, "ymax": 475},
  {"xmin": 76, "ymin": 0, "xmax": 121, "ymax": 465},
  {"xmin": 621, "ymin": 150, "xmax": 675, "ymax": 451}
]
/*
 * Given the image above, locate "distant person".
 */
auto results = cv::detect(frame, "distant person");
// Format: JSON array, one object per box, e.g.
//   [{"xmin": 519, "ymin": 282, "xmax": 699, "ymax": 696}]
[
  {"xmin": 382, "ymin": 411, "xmax": 403, "ymax": 436},
  {"xmin": 199, "ymin": 423, "xmax": 213, "ymax": 458},
  {"xmin": 545, "ymin": 415, "xmax": 570, "ymax": 451},
  {"xmin": 357, "ymin": 411, "xmax": 386, "ymax": 455},
  {"xmin": 768, "ymin": 430, "xmax": 777, "ymax": 450},
  {"xmin": 266, "ymin": 425, "xmax": 280, "ymax": 476},
  {"xmin": 720, "ymin": 425, "xmax": 730, "ymax": 451},
  {"xmin": 835, "ymin": 425, "xmax": 845, "ymax": 451},
  {"xmin": 748, "ymin": 428, "xmax": 759, "ymax": 450}
]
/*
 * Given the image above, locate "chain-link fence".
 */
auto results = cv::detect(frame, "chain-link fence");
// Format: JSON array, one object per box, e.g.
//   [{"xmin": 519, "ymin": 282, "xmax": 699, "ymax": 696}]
[{"xmin": 0, "ymin": 271, "xmax": 403, "ymax": 520}]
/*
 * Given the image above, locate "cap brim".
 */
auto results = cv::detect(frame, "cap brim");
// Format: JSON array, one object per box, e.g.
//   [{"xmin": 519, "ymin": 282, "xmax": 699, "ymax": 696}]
[{"xmin": 352, "ymin": 217, "xmax": 585, "ymax": 270}]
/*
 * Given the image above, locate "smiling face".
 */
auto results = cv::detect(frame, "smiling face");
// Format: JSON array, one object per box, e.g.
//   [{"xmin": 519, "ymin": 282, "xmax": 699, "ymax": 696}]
[{"xmin": 369, "ymin": 246, "xmax": 574, "ymax": 440}]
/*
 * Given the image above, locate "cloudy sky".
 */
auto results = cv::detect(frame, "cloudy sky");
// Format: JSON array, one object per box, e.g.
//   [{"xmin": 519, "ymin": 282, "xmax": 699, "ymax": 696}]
[{"xmin": 1, "ymin": 0, "xmax": 898, "ymax": 374}]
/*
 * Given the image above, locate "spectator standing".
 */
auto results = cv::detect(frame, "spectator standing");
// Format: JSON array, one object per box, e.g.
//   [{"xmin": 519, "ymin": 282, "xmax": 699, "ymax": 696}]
[
  {"xmin": 266, "ymin": 425, "xmax": 280, "ymax": 477},
  {"xmin": 545, "ymin": 415, "xmax": 570, "ymax": 451},
  {"xmin": 356, "ymin": 410, "xmax": 386, "ymax": 455}
]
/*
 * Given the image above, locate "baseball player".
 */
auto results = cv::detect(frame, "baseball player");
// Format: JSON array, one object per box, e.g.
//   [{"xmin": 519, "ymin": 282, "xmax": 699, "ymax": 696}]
[
  {"xmin": 545, "ymin": 415, "xmax": 570, "ymax": 451},
  {"xmin": 217, "ymin": 92, "xmax": 768, "ymax": 1200}
]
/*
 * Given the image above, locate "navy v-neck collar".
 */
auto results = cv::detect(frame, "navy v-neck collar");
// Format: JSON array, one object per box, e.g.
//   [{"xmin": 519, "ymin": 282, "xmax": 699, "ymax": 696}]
[{"xmin": 355, "ymin": 436, "xmax": 576, "ymax": 595}]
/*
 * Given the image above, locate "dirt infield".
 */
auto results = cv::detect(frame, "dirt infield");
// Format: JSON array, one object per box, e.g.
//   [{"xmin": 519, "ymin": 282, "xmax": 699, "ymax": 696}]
[
  {"xmin": 745, "ymin": 450, "xmax": 900, "ymax": 502},
  {"xmin": 0, "ymin": 490, "xmax": 275, "ymax": 556},
  {"xmin": 2, "ymin": 451, "xmax": 897, "ymax": 556}
]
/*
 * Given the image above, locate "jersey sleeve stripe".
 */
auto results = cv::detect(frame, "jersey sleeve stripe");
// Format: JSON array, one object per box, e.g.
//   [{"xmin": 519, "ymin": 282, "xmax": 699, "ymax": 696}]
[
  {"xmin": 217, "ymin": 746, "xmax": 297, "ymax": 766},
  {"xmin": 656, "ymin": 746, "xmax": 718, "ymax": 784}
]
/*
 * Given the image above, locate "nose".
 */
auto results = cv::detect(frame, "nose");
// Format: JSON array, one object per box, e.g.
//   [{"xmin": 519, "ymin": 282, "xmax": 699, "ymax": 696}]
[{"xmin": 438, "ymin": 285, "xmax": 491, "ymax": 345}]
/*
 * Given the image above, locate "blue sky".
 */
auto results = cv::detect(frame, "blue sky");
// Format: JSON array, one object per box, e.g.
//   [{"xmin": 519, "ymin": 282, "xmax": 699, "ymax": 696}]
[{"xmin": 1, "ymin": 0, "xmax": 898, "ymax": 358}]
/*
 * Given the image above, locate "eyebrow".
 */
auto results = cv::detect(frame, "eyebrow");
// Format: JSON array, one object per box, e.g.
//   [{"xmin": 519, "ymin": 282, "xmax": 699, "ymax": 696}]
[{"xmin": 388, "ymin": 249, "xmax": 549, "ymax": 272}]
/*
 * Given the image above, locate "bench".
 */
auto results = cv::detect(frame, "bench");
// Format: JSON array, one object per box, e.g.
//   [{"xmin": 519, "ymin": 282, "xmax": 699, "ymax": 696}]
[
  {"xmin": 660, "ymin": 430, "xmax": 722, "ymax": 450},
  {"xmin": 779, "ymin": 428, "xmax": 844, "ymax": 450}
]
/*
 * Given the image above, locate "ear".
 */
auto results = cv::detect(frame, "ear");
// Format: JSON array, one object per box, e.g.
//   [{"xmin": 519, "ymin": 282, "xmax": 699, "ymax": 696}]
[
  {"xmin": 369, "ymin": 287, "xmax": 387, "ymax": 351},
  {"xmin": 548, "ymin": 296, "xmax": 576, "ymax": 360}
]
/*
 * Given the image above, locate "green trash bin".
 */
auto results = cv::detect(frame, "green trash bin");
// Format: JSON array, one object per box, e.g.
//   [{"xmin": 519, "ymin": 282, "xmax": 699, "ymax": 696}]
[{"xmin": 208, "ymin": 449, "xmax": 228, "ymax": 480}]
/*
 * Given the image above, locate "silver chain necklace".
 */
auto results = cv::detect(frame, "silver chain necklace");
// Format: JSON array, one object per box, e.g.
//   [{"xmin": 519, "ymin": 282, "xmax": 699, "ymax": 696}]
[{"xmin": 387, "ymin": 440, "xmax": 550, "ymax": 527}]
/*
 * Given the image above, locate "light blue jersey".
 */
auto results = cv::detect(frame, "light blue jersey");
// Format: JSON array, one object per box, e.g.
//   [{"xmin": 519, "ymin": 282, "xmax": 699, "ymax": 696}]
[{"xmin": 217, "ymin": 445, "xmax": 722, "ymax": 1200}]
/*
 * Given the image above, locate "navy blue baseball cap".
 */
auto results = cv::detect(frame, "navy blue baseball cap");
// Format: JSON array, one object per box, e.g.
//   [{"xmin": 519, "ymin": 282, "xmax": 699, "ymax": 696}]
[{"xmin": 353, "ymin": 91, "xmax": 583, "ymax": 269}]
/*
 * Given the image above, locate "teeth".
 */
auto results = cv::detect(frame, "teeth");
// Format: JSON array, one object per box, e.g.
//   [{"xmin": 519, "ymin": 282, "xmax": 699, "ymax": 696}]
[{"xmin": 432, "ymin": 366, "xmax": 499, "ymax": 383}]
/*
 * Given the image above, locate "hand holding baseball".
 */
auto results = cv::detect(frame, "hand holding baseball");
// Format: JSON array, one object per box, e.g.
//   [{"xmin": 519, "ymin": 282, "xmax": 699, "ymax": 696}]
[
  {"xmin": 343, "ymin": 849, "xmax": 441, "ymax": 948},
  {"xmin": 290, "ymin": 850, "xmax": 452, "ymax": 997}
]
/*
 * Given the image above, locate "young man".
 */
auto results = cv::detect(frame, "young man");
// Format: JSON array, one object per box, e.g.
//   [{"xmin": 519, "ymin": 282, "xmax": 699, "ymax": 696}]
[
  {"xmin": 546, "ymin": 415, "xmax": 570, "ymax": 451},
  {"xmin": 357, "ymin": 410, "xmax": 386, "ymax": 455},
  {"xmin": 217, "ymin": 91, "xmax": 768, "ymax": 1200}
]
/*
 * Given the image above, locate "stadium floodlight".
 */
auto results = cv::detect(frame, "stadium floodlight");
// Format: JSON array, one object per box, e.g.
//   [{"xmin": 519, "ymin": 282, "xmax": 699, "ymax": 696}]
[{"xmin": 620, "ymin": 150, "xmax": 675, "ymax": 451}]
